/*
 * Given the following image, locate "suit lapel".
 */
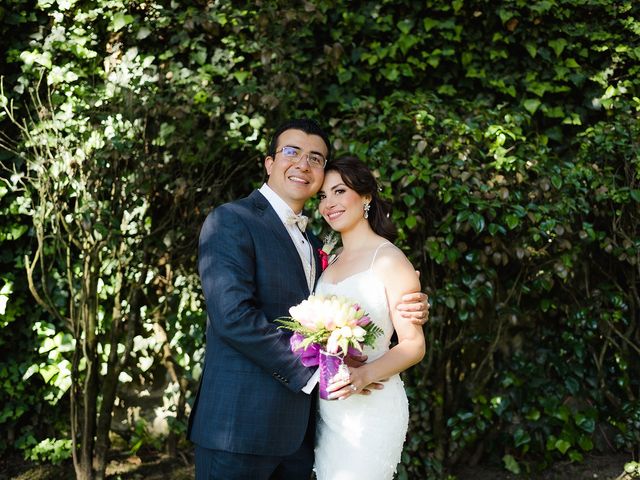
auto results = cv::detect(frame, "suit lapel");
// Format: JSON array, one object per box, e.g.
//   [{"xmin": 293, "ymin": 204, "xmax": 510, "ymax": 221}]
[
  {"xmin": 307, "ymin": 231, "xmax": 323, "ymax": 290},
  {"xmin": 250, "ymin": 190, "xmax": 311, "ymax": 295}
]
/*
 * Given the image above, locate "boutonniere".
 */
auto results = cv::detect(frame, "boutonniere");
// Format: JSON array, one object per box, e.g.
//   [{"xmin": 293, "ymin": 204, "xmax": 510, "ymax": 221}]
[{"xmin": 317, "ymin": 232, "xmax": 338, "ymax": 271}]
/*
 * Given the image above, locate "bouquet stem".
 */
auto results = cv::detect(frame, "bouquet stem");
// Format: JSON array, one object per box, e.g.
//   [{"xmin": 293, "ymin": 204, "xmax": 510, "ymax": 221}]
[{"xmin": 319, "ymin": 349, "xmax": 349, "ymax": 400}]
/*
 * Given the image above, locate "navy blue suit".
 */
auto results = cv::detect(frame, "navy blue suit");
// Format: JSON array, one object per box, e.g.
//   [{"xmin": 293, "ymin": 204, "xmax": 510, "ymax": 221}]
[{"xmin": 188, "ymin": 190, "xmax": 322, "ymax": 478}]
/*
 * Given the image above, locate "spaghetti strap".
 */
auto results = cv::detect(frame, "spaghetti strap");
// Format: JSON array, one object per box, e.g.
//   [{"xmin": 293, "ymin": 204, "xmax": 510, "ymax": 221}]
[{"xmin": 369, "ymin": 242, "xmax": 392, "ymax": 269}]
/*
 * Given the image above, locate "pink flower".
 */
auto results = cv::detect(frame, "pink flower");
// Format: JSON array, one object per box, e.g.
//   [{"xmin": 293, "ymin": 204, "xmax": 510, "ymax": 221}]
[{"xmin": 276, "ymin": 294, "xmax": 382, "ymax": 357}]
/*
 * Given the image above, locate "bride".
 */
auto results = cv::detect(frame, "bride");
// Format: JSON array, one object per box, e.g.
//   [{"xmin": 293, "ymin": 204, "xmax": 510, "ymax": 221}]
[{"xmin": 313, "ymin": 156, "xmax": 426, "ymax": 479}]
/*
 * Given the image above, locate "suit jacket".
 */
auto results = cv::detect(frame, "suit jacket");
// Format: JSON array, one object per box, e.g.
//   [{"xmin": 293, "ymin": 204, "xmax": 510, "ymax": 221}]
[{"xmin": 188, "ymin": 190, "xmax": 323, "ymax": 456}]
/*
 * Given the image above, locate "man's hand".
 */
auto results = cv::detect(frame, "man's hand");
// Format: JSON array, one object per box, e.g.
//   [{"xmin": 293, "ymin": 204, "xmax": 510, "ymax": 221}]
[
  {"xmin": 396, "ymin": 291, "xmax": 430, "ymax": 325},
  {"xmin": 344, "ymin": 353, "xmax": 367, "ymax": 368}
]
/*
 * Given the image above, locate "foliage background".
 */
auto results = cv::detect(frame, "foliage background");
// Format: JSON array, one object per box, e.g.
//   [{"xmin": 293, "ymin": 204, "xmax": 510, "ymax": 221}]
[{"xmin": 0, "ymin": 0, "xmax": 638, "ymax": 478}]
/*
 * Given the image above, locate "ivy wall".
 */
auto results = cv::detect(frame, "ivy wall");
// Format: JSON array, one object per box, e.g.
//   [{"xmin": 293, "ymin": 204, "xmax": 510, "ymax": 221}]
[{"xmin": 0, "ymin": 0, "xmax": 638, "ymax": 478}]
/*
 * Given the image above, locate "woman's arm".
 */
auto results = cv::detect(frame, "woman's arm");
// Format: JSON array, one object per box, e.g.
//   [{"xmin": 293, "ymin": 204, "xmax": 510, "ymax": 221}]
[{"xmin": 328, "ymin": 246, "xmax": 426, "ymax": 399}]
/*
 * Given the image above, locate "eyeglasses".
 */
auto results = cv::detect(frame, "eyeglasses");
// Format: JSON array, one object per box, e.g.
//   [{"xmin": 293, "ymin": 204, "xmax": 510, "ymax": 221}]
[{"xmin": 275, "ymin": 146, "xmax": 327, "ymax": 169}]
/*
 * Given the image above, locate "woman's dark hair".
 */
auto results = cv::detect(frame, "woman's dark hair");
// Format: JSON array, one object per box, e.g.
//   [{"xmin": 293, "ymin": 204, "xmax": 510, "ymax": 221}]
[{"xmin": 325, "ymin": 156, "xmax": 397, "ymax": 242}]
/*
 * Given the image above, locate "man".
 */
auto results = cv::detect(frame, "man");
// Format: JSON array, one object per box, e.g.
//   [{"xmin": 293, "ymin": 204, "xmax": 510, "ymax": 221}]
[{"xmin": 188, "ymin": 119, "xmax": 428, "ymax": 479}]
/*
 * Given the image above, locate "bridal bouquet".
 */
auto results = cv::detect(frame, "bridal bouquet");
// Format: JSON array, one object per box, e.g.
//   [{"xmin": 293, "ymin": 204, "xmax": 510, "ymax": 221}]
[{"xmin": 277, "ymin": 294, "xmax": 382, "ymax": 399}]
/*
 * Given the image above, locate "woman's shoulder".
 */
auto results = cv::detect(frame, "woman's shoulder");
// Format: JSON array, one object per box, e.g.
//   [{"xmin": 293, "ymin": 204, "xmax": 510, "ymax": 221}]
[
  {"xmin": 372, "ymin": 241, "xmax": 412, "ymax": 270},
  {"xmin": 372, "ymin": 244, "xmax": 420, "ymax": 293}
]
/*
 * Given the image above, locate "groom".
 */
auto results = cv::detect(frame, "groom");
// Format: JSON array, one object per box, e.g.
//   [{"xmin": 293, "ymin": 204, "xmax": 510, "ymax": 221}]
[{"xmin": 188, "ymin": 118, "xmax": 428, "ymax": 479}]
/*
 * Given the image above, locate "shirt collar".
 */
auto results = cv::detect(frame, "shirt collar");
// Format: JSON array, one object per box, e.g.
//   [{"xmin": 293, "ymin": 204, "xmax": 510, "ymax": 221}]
[{"xmin": 259, "ymin": 183, "xmax": 301, "ymax": 224}]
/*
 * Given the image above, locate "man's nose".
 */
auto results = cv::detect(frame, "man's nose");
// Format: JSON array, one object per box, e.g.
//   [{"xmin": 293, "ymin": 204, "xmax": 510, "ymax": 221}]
[{"xmin": 295, "ymin": 153, "xmax": 312, "ymax": 169}]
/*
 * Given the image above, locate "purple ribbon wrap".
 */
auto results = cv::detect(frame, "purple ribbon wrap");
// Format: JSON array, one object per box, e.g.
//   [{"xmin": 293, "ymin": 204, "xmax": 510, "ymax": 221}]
[{"xmin": 289, "ymin": 333, "xmax": 361, "ymax": 366}]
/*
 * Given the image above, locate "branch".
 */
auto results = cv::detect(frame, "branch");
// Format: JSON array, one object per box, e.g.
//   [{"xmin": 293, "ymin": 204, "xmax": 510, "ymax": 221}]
[{"xmin": 24, "ymin": 247, "xmax": 67, "ymax": 325}]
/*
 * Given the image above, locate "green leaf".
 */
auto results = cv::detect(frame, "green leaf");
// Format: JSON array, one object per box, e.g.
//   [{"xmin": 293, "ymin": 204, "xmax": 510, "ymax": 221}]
[
  {"xmin": 381, "ymin": 66, "xmax": 400, "ymax": 81},
  {"xmin": 337, "ymin": 69, "xmax": 352, "ymax": 84},
  {"xmin": 403, "ymin": 194, "xmax": 416, "ymax": 207},
  {"xmin": 497, "ymin": 9, "xmax": 515, "ymax": 25},
  {"xmin": 514, "ymin": 428, "xmax": 531, "ymax": 447},
  {"xmin": 565, "ymin": 58, "xmax": 580, "ymax": 68},
  {"xmin": 505, "ymin": 214, "xmax": 520, "ymax": 230},
  {"xmin": 391, "ymin": 169, "xmax": 408, "ymax": 181},
  {"xmin": 193, "ymin": 49, "xmax": 207, "ymax": 66},
  {"xmin": 136, "ymin": 27, "xmax": 151, "ymax": 40},
  {"xmin": 469, "ymin": 213, "xmax": 485, "ymax": 233},
  {"xmin": 112, "ymin": 13, "xmax": 134, "ymax": 32},
  {"xmin": 569, "ymin": 451, "xmax": 584, "ymax": 462},
  {"xmin": 397, "ymin": 19, "xmax": 413, "ymax": 34},
  {"xmin": 524, "ymin": 98, "xmax": 541, "ymax": 114},
  {"xmin": 555, "ymin": 439, "xmax": 571, "ymax": 454},
  {"xmin": 526, "ymin": 409, "xmax": 540, "ymax": 421},
  {"xmin": 39, "ymin": 365, "xmax": 59, "ymax": 384},
  {"xmin": 524, "ymin": 42, "xmax": 537, "ymax": 58},
  {"xmin": 423, "ymin": 18, "xmax": 438, "ymax": 32},
  {"xmin": 9, "ymin": 224, "xmax": 28, "ymax": 239},
  {"xmin": 549, "ymin": 38, "xmax": 568, "ymax": 56},
  {"xmin": 578, "ymin": 436, "xmax": 593, "ymax": 451},
  {"xmin": 233, "ymin": 71, "xmax": 249, "ymax": 83},
  {"xmin": 503, "ymin": 454, "xmax": 521, "ymax": 474}
]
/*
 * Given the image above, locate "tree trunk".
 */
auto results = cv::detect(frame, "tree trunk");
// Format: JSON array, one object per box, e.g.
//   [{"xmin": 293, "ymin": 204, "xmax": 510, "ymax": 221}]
[
  {"xmin": 94, "ymin": 280, "xmax": 140, "ymax": 479},
  {"xmin": 77, "ymin": 251, "xmax": 100, "ymax": 480}
]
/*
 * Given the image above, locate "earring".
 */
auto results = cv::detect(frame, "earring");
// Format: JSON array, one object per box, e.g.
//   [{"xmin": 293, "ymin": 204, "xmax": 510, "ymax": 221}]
[{"xmin": 363, "ymin": 202, "xmax": 370, "ymax": 219}]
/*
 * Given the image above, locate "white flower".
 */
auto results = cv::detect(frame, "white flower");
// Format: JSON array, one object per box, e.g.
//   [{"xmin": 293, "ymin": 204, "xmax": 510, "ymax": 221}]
[{"xmin": 321, "ymin": 232, "xmax": 339, "ymax": 255}]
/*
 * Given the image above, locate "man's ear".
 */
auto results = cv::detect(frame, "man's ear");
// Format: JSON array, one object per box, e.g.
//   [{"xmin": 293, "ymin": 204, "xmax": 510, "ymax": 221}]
[{"xmin": 264, "ymin": 156, "xmax": 274, "ymax": 176}]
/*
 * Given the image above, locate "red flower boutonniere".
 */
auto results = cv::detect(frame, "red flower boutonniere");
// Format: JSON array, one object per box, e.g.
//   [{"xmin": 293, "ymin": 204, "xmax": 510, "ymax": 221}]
[
  {"xmin": 318, "ymin": 233, "xmax": 338, "ymax": 271},
  {"xmin": 318, "ymin": 249, "xmax": 330, "ymax": 271}
]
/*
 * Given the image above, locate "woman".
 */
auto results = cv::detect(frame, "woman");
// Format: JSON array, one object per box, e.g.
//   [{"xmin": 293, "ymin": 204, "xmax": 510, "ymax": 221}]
[{"xmin": 313, "ymin": 156, "xmax": 426, "ymax": 479}]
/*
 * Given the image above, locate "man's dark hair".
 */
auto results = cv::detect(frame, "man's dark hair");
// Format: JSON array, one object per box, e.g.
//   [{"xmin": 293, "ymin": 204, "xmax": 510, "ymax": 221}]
[{"xmin": 267, "ymin": 118, "xmax": 332, "ymax": 161}]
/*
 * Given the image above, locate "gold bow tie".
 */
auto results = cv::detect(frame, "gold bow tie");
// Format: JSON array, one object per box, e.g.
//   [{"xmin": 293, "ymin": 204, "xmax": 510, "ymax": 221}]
[{"xmin": 285, "ymin": 213, "xmax": 309, "ymax": 232}]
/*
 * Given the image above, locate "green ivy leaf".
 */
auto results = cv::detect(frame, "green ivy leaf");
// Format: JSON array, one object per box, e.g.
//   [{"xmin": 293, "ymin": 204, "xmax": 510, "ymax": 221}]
[
  {"xmin": 397, "ymin": 19, "xmax": 413, "ymax": 34},
  {"xmin": 549, "ymin": 38, "xmax": 568, "ymax": 56},
  {"xmin": 524, "ymin": 98, "xmax": 541, "ymax": 114},
  {"xmin": 112, "ymin": 13, "xmax": 134, "ymax": 32},
  {"xmin": 555, "ymin": 439, "xmax": 571, "ymax": 454},
  {"xmin": 423, "ymin": 18, "xmax": 437, "ymax": 32},
  {"xmin": 503, "ymin": 454, "xmax": 521, "ymax": 474},
  {"xmin": 233, "ymin": 71, "xmax": 249, "ymax": 83},
  {"xmin": 505, "ymin": 214, "xmax": 520, "ymax": 230},
  {"xmin": 524, "ymin": 42, "xmax": 537, "ymax": 58}
]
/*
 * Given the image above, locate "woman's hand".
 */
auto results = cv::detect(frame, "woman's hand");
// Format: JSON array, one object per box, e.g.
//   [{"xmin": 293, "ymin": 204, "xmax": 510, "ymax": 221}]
[{"xmin": 326, "ymin": 366, "xmax": 378, "ymax": 400}]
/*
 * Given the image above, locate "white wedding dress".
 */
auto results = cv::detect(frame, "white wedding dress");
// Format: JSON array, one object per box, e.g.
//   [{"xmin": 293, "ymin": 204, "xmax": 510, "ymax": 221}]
[{"xmin": 313, "ymin": 244, "xmax": 409, "ymax": 480}]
